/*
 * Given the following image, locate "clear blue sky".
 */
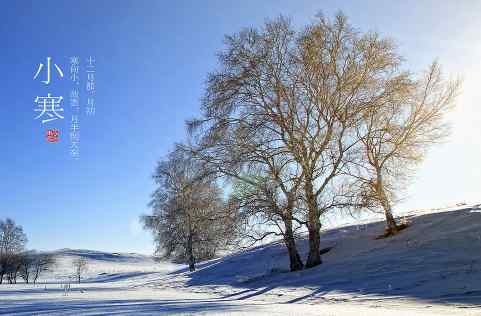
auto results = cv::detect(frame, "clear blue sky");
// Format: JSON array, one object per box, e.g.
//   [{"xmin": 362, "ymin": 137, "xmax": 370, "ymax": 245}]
[{"xmin": 1, "ymin": 1, "xmax": 480, "ymax": 254}]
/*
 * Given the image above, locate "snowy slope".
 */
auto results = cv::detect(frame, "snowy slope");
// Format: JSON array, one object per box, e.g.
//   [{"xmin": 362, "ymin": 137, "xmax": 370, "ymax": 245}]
[
  {"xmin": 1, "ymin": 205, "xmax": 480, "ymax": 315},
  {"xmin": 148, "ymin": 204, "xmax": 481, "ymax": 310}
]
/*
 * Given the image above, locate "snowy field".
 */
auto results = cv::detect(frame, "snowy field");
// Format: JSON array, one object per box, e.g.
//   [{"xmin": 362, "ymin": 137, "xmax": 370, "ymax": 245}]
[{"xmin": 1, "ymin": 205, "xmax": 481, "ymax": 315}]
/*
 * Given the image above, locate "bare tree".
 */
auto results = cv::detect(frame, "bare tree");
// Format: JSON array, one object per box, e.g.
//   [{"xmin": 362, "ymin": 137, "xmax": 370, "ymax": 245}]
[
  {"xmin": 73, "ymin": 257, "xmax": 88, "ymax": 283},
  {"xmin": 0, "ymin": 218, "xmax": 27, "ymax": 284},
  {"xmin": 353, "ymin": 62, "xmax": 460, "ymax": 236},
  {"xmin": 189, "ymin": 106, "xmax": 306, "ymax": 271},
  {"xmin": 229, "ymin": 171, "xmax": 305, "ymax": 271},
  {"xmin": 32, "ymin": 253, "xmax": 55, "ymax": 284},
  {"xmin": 19, "ymin": 251, "xmax": 35, "ymax": 284},
  {"xmin": 190, "ymin": 13, "xmax": 408, "ymax": 268},
  {"xmin": 142, "ymin": 145, "xmax": 237, "ymax": 272},
  {"xmin": 5, "ymin": 253, "xmax": 24, "ymax": 284}
]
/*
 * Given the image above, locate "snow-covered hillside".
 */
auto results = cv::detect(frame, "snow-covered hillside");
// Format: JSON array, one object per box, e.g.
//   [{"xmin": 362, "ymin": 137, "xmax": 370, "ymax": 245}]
[
  {"xmin": 148, "ymin": 204, "xmax": 481, "ymax": 312},
  {"xmin": 1, "ymin": 205, "xmax": 480, "ymax": 315},
  {"xmin": 38, "ymin": 249, "xmax": 177, "ymax": 283}
]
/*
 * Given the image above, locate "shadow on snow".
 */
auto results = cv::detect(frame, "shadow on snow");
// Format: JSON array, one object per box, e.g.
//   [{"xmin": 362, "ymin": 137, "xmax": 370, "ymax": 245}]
[{"xmin": 177, "ymin": 207, "xmax": 481, "ymax": 306}]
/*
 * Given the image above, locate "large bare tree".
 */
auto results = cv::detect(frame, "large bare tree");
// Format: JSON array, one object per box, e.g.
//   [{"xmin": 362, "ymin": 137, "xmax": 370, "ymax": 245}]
[
  {"xmin": 353, "ymin": 62, "xmax": 460, "ymax": 236},
  {"xmin": 189, "ymin": 106, "xmax": 306, "ymax": 271},
  {"xmin": 191, "ymin": 12, "xmax": 417, "ymax": 268},
  {"xmin": 142, "ymin": 145, "xmax": 236, "ymax": 272}
]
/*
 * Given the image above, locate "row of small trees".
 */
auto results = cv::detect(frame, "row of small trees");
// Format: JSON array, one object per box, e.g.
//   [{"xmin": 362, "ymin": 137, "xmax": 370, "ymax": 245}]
[
  {"xmin": 0, "ymin": 218, "xmax": 54, "ymax": 284},
  {"xmin": 143, "ymin": 12, "xmax": 460, "ymax": 272}
]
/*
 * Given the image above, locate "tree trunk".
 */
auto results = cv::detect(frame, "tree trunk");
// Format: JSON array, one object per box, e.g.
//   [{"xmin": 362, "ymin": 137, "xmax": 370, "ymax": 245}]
[
  {"xmin": 305, "ymin": 182, "xmax": 322, "ymax": 268},
  {"xmin": 187, "ymin": 218, "xmax": 195, "ymax": 272},
  {"xmin": 33, "ymin": 268, "xmax": 39, "ymax": 284},
  {"xmin": 283, "ymin": 218, "xmax": 303, "ymax": 271},
  {"xmin": 376, "ymin": 171, "xmax": 398, "ymax": 234},
  {"xmin": 383, "ymin": 205, "xmax": 398, "ymax": 234},
  {"xmin": 305, "ymin": 218, "xmax": 321, "ymax": 268},
  {"xmin": 187, "ymin": 234, "xmax": 195, "ymax": 272},
  {"xmin": 0, "ymin": 272, "xmax": 3, "ymax": 284},
  {"xmin": 13, "ymin": 267, "xmax": 19, "ymax": 284}
]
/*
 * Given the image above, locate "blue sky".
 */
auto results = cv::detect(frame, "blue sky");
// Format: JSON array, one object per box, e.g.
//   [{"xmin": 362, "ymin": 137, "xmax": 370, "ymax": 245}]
[{"xmin": 1, "ymin": 1, "xmax": 480, "ymax": 254}]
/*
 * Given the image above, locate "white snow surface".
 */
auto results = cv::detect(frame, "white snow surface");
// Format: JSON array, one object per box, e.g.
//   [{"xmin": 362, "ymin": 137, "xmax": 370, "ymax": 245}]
[{"xmin": 1, "ymin": 205, "xmax": 481, "ymax": 315}]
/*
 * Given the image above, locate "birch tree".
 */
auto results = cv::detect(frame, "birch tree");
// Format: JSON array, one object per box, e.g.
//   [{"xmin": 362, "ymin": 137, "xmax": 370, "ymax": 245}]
[
  {"xmin": 142, "ymin": 145, "xmax": 237, "ymax": 272},
  {"xmin": 191, "ymin": 13, "xmax": 407, "ymax": 268},
  {"xmin": 353, "ymin": 62, "xmax": 460, "ymax": 236},
  {"xmin": 189, "ymin": 100, "xmax": 306, "ymax": 271}
]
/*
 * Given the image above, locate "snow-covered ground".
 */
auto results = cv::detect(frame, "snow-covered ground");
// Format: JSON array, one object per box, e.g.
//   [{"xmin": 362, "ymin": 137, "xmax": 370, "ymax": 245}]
[{"xmin": 1, "ymin": 205, "xmax": 481, "ymax": 315}]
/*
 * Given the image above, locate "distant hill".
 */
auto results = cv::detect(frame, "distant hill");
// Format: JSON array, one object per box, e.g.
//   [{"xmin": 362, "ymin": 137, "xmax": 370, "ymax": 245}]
[
  {"xmin": 51, "ymin": 249, "xmax": 151, "ymax": 263},
  {"xmin": 38, "ymin": 249, "xmax": 178, "ymax": 283}
]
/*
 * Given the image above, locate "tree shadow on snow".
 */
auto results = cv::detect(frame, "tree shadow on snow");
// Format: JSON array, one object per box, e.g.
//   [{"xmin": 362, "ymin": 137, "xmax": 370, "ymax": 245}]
[
  {"xmin": 0, "ymin": 298, "xmax": 267, "ymax": 315},
  {"xmin": 179, "ymin": 207, "xmax": 481, "ymax": 307}
]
